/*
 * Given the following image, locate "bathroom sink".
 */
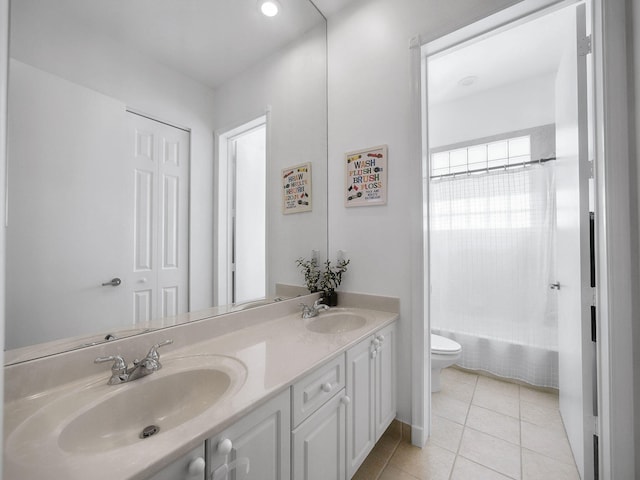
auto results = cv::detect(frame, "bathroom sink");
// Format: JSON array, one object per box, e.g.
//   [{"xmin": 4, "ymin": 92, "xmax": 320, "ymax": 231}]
[
  {"xmin": 305, "ymin": 310, "xmax": 367, "ymax": 334},
  {"xmin": 7, "ymin": 355, "xmax": 247, "ymax": 455}
]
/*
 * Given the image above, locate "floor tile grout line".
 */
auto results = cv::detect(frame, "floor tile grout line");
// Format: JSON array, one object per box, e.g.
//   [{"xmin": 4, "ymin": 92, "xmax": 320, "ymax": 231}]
[
  {"xmin": 457, "ymin": 455, "xmax": 520, "ymax": 480},
  {"xmin": 375, "ymin": 424, "xmax": 411, "ymax": 480},
  {"xmin": 447, "ymin": 374, "xmax": 479, "ymax": 480},
  {"xmin": 519, "ymin": 385, "xmax": 524, "ymax": 480},
  {"xmin": 373, "ymin": 373, "xmax": 578, "ymax": 480},
  {"xmin": 462, "ymin": 424, "xmax": 522, "ymax": 448}
]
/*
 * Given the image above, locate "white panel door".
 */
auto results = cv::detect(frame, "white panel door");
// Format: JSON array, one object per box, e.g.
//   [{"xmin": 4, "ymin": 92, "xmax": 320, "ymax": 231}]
[
  {"xmin": 126, "ymin": 112, "xmax": 189, "ymax": 324},
  {"xmin": 554, "ymin": 4, "xmax": 594, "ymax": 479}
]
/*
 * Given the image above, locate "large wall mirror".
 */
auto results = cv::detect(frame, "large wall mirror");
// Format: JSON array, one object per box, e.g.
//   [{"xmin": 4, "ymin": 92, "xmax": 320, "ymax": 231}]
[{"xmin": 5, "ymin": 0, "xmax": 327, "ymax": 364}]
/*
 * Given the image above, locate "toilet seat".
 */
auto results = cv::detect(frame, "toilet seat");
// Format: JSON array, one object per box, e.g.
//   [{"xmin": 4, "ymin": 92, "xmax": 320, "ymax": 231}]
[{"xmin": 431, "ymin": 334, "xmax": 461, "ymax": 355}]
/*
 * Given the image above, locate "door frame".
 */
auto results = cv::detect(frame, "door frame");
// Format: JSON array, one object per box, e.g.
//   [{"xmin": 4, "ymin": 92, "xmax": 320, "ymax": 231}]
[
  {"xmin": 0, "ymin": 0, "xmax": 8, "ymax": 465},
  {"xmin": 215, "ymin": 113, "xmax": 270, "ymax": 306},
  {"xmin": 411, "ymin": 0, "xmax": 636, "ymax": 477}
]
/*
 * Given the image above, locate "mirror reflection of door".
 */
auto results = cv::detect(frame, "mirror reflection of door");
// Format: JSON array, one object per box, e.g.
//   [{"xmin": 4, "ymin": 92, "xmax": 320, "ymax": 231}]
[
  {"xmin": 5, "ymin": 66, "xmax": 191, "ymax": 349},
  {"xmin": 223, "ymin": 119, "xmax": 267, "ymax": 304},
  {"xmin": 126, "ymin": 112, "xmax": 190, "ymax": 323}
]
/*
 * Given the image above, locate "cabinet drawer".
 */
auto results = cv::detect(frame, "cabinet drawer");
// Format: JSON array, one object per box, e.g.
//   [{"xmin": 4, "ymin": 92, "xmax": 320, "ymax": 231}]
[{"xmin": 292, "ymin": 354, "xmax": 345, "ymax": 427}]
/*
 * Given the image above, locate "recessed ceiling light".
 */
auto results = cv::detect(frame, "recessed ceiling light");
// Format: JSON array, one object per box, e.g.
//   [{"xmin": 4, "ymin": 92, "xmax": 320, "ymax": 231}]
[
  {"xmin": 458, "ymin": 75, "xmax": 478, "ymax": 87},
  {"xmin": 259, "ymin": 0, "xmax": 281, "ymax": 17}
]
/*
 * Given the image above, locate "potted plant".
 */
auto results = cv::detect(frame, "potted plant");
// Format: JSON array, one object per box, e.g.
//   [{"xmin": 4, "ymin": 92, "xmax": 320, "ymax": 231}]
[
  {"xmin": 296, "ymin": 257, "xmax": 321, "ymax": 293},
  {"xmin": 319, "ymin": 258, "xmax": 350, "ymax": 307}
]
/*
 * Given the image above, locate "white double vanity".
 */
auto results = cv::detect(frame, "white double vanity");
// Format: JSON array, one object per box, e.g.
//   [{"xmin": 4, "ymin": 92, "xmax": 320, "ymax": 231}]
[{"xmin": 4, "ymin": 293, "xmax": 398, "ymax": 480}]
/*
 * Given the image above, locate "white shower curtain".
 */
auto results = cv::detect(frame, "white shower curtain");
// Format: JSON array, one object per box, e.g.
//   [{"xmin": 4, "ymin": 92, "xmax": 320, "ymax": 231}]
[{"xmin": 429, "ymin": 165, "xmax": 558, "ymax": 387}]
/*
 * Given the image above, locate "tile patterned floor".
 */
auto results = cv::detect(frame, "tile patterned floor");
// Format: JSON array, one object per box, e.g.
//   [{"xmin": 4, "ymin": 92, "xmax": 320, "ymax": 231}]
[{"xmin": 353, "ymin": 367, "xmax": 581, "ymax": 480}]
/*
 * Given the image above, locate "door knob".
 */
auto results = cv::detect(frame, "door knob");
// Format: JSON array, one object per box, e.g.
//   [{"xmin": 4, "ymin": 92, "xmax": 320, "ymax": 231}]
[
  {"xmin": 550, "ymin": 282, "xmax": 561, "ymax": 290},
  {"xmin": 102, "ymin": 277, "xmax": 122, "ymax": 287}
]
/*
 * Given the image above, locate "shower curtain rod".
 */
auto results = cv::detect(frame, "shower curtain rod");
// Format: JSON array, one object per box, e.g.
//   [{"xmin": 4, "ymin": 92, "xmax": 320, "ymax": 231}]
[{"xmin": 430, "ymin": 156, "xmax": 556, "ymax": 180}]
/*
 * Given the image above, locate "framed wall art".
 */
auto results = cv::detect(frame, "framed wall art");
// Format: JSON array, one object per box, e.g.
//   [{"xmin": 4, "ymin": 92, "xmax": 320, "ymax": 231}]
[
  {"xmin": 344, "ymin": 144, "xmax": 387, "ymax": 207},
  {"xmin": 282, "ymin": 162, "xmax": 312, "ymax": 214}
]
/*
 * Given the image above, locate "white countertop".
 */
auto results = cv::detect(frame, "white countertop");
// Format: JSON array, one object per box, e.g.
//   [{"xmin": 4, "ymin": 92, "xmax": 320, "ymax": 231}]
[{"xmin": 3, "ymin": 294, "xmax": 399, "ymax": 480}]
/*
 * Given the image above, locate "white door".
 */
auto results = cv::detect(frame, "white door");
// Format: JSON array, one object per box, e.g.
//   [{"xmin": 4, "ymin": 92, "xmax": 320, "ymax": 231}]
[
  {"xmin": 554, "ymin": 4, "xmax": 594, "ymax": 479},
  {"xmin": 232, "ymin": 125, "xmax": 266, "ymax": 303},
  {"xmin": 126, "ymin": 112, "xmax": 190, "ymax": 324},
  {"xmin": 6, "ymin": 64, "xmax": 131, "ymax": 347}
]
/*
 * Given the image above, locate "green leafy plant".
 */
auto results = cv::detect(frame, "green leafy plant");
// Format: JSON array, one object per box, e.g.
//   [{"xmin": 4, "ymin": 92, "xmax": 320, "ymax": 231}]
[
  {"xmin": 296, "ymin": 257, "xmax": 321, "ymax": 293},
  {"xmin": 319, "ymin": 258, "xmax": 350, "ymax": 295}
]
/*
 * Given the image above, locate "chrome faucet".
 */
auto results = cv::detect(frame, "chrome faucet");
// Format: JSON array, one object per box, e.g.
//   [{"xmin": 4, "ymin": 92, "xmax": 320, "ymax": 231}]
[
  {"xmin": 300, "ymin": 299, "xmax": 330, "ymax": 319},
  {"xmin": 94, "ymin": 339, "xmax": 173, "ymax": 385}
]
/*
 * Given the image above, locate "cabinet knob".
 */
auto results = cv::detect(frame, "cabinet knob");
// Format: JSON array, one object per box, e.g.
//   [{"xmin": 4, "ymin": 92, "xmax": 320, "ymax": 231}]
[
  {"xmin": 371, "ymin": 349, "xmax": 378, "ymax": 359},
  {"xmin": 341, "ymin": 395, "xmax": 352, "ymax": 405},
  {"xmin": 218, "ymin": 438, "xmax": 233, "ymax": 455},
  {"xmin": 376, "ymin": 334, "xmax": 385, "ymax": 342},
  {"xmin": 372, "ymin": 338, "xmax": 381, "ymax": 347},
  {"xmin": 187, "ymin": 456, "xmax": 206, "ymax": 475},
  {"xmin": 321, "ymin": 382, "xmax": 332, "ymax": 393}
]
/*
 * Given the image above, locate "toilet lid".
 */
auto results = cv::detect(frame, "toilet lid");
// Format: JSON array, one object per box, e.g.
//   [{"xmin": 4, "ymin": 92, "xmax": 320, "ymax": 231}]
[{"xmin": 431, "ymin": 334, "xmax": 462, "ymax": 354}]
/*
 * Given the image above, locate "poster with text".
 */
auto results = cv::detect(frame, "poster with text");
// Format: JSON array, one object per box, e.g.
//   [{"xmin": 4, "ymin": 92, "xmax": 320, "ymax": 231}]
[
  {"xmin": 282, "ymin": 162, "xmax": 312, "ymax": 214},
  {"xmin": 345, "ymin": 145, "xmax": 387, "ymax": 207}
]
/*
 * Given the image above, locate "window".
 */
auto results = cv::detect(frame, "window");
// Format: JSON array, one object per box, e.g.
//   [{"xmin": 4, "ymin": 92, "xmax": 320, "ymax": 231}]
[{"xmin": 431, "ymin": 135, "xmax": 531, "ymax": 178}]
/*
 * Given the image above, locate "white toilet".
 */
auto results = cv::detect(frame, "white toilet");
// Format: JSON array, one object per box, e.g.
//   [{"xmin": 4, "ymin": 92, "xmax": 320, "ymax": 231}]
[{"xmin": 431, "ymin": 333, "xmax": 462, "ymax": 392}]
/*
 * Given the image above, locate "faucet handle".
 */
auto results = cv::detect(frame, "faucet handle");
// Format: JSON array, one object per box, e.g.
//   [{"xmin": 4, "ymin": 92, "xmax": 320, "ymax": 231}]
[
  {"xmin": 95, "ymin": 354, "xmax": 126, "ymax": 368},
  {"xmin": 313, "ymin": 299, "xmax": 327, "ymax": 308},
  {"xmin": 94, "ymin": 355, "xmax": 128, "ymax": 380},
  {"xmin": 146, "ymin": 339, "xmax": 174, "ymax": 362}
]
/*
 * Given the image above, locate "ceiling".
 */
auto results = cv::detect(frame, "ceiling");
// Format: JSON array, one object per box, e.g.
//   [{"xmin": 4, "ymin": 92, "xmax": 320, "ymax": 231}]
[
  {"xmin": 14, "ymin": 0, "xmax": 570, "ymax": 99},
  {"xmin": 12, "ymin": 0, "xmax": 325, "ymax": 90},
  {"xmin": 312, "ymin": 0, "xmax": 361, "ymax": 17},
  {"xmin": 428, "ymin": 7, "xmax": 572, "ymax": 105}
]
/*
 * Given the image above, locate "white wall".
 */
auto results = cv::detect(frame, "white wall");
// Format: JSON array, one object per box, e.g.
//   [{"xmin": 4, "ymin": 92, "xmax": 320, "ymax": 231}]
[
  {"xmin": 213, "ymin": 24, "xmax": 328, "ymax": 293},
  {"xmin": 326, "ymin": 0, "xmax": 519, "ymax": 425},
  {"xmin": 10, "ymin": 6, "xmax": 217, "ymax": 311},
  {"xmin": 429, "ymin": 73, "xmax": 556, "ymax": 147}
]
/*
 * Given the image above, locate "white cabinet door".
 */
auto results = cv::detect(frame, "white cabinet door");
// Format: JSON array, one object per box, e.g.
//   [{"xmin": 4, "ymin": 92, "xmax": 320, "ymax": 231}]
[
  {"xmin": 207, "ymin": 389, "xmax": 290, "ymax": 480},
  {"xmin": 292, "ymin": 389, "xmax": 347, "ymax": 480},
  {"xmin": 146, "ymin": 445, "xmax": 206, "ymax": 480},
  {"xmin": 345, "ymin": 322, "xmax": 397, "ymax": 478},
  {"xmin": 374, "ymin": 323, "xmax": 396, "ymax": 439},
  {"xmin": 345, "ymin": 336, "xmax": 375, "ymax": 478}
]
